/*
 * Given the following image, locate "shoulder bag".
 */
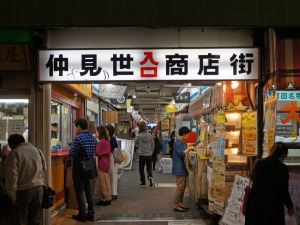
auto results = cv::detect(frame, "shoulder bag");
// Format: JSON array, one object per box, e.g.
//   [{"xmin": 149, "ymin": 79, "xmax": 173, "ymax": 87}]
[
  {"xmin": 113, "ymin": 148, "xmax": 124, "ymax": 163},
  {"xmin": 36, "ymin": 148, "xmax": 56, "ymax": 209},
  {"xmin": 79, "ymin": 157, "xmax": 98, "ymax": 179},
  {"xmin": 241, "ymin": 183, "xmax": 251, "ymax": 216}
]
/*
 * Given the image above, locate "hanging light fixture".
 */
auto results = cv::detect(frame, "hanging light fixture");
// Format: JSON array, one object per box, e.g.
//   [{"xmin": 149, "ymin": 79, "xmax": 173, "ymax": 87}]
[{"xmin": 231, "ymin": 81, "xmax": 239, "ymax": 89}]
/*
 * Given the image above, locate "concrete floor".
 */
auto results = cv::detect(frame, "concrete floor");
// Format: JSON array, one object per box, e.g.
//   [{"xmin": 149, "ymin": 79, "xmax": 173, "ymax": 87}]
[{"xmin": 51, "ymin": 154, "xmax": 208, "ymax": 225}]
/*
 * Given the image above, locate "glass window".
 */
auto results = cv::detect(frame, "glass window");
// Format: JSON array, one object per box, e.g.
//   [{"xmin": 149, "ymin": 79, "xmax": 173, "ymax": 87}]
[
  {"xmin": 0, "ymin": 99, "xmax": 29, "ymax": 144},
  {"xmin": 51, "ymin": 101, "xmax": 73, "ymax": 147},
  {"xmin": 275, "ymin": 97, "xmax": 300, "ymax": 164}
]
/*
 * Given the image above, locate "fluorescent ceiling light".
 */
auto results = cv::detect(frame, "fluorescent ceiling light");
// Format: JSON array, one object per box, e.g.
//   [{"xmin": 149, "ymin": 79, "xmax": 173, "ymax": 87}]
[{"xmin": 0, "ymin": 99, "xmax": 29, "ymax": 103}]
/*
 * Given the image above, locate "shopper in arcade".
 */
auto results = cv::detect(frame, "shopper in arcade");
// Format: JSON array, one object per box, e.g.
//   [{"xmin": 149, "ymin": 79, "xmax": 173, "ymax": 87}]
[
  {"xmin": 172, "ymin": 126, "xmax": 195, "ymax": 212},
  {"xmin": 70, "ymin": 118, "xmax": 97, "ymax": 222},
  {"xmin": 245, "ymin": 142, "xmax": 294, "ymax": 225},
  {"xmin": 151, "ymin": 129, "xmax": 162, "ymax": 170},
  {"xmin": 135, "ymin": 121, "xmax": 154, "ymax": 187},
  {"xmin": 105, "ymin": 124, "xmax": 119, "ymax": 201},
  {"xmin": 95, "ymin": 125, "xmax": 112, "ymax": 206}
]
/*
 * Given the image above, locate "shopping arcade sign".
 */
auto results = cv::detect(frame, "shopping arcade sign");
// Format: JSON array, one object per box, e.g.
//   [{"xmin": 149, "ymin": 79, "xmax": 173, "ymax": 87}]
[{"xmin": 38, "ymin": 48, "xmax": 259, "ymax": 82}]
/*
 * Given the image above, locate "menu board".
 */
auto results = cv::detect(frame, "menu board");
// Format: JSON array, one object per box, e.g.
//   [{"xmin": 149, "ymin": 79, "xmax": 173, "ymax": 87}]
[
  {"xmin": 8, "ymin": 120, "xmax": 24, "ymax": 136},
  {"xmin": 208, "ymin": 157, "xmax": 226, "ymax": 215},
  {"xmin": 221, "ymin": 175, "xmax": 250, "ymax": 225},
  {"xmin": 241, "ymin": 112, "xmax": 257, "ymax": 155},
  {"xmin": 0, "ymin": 119, "xmax": 24, "ymax": 141}
]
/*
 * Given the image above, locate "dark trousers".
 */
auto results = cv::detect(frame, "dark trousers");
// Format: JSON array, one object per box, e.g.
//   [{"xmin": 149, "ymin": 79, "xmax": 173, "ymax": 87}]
[
  {"xmin": 72, "ymin": 168, "xmax": 94, "ymax": 217},
  {"xmin": 12, "ymin": 185, "xmax": 43, "ymax": 225},
  {"xmin": 152, "ymin": 153, "xmax": 158, "ymax": 169},
  {"xmin": 139, "ymin": 155, "xmax": 153, "ymax": 184}
]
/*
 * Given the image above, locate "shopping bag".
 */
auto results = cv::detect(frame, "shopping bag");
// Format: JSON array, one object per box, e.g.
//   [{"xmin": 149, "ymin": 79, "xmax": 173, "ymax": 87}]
[
  {"xmin": 285, "ymin": 214, "xmax": 297, "ymax": 225},
  {"xmin": 79, "ymin": 157, "xmax": 98, "ymax": 179},
  {"xmin": 109, "ymin": 153, "xmax": 115, "ymax": 174},
  {"xmin": 41, "ymin": 186, "xmax": 55, "ymax": 209},
  {"xmin": 113, "ymin": 148, "xmax": 124, "ymax": 163},
  {"xmin": 241, "ymin": 184, "xmax": 251, "ymax": 216}
]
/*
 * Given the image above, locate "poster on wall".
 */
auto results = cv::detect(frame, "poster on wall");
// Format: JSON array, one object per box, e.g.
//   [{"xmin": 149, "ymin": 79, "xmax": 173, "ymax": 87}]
[
  {"xmin": 208, "ymin": 157, "xmax": 226, "ymax": 215},
  {"xmin": 263, "ymin": 98, "xmax": 277, "ymax": 157},
  {"xmin": 161, "ymin": 119, "xmax": 170, "ymax": 130},
  {"xmin": 241, "ymin": 112, "xmax": 257, "ymax": 155},
  {"xmin": 0, "ymin": 120, "xmax": 7, "ymax": 141},
  {"xmin": 117, "ymin": 139, "xmax": 135, "ymax": 170},
  {"xmin": 8, "ymin": 120, "xmax": 24, "ymax": 136},
  {"xmin": 221, "ymin": 175, "xmax": 250, "ymax": 225}
]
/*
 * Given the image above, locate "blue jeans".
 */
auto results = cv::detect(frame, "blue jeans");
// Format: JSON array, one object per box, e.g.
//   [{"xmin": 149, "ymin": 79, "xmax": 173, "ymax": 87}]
[{"xmin": 139, "ymin": 155, "xmax": 153, "ymax": 184}]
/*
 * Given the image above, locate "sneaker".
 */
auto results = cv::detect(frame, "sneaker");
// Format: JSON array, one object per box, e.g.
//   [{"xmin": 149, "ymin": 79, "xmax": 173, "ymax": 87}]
[
  {"xmin": 149, "ymin": 177, "xmax": 153, "ymax": 187},
  {"xmin": 139, "ymin": 183, "xmax": 146, "ymax": 186}
]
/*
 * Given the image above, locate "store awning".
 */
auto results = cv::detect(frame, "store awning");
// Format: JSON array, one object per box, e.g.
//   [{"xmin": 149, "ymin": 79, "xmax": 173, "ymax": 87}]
[{"xmin": 278, "ymin": 39, "xmax": 300, "ymax": 89}]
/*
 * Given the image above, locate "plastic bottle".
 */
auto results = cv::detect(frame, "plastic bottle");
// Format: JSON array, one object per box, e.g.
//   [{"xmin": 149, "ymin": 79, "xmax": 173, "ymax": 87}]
[{"xmin": 57, "ymin": 141, "xmax": 62, "ymax": 155}]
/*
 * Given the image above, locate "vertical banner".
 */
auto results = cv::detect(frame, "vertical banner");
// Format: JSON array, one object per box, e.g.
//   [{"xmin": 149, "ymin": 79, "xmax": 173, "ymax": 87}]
[
  {"xmin": 263, "ymin": 98, "xmax": 277, "ymax": 157},
  {"xmin": 216, "ymin": 109, "xmax": 226, "ymax": 158},
  {"xmin": 221, "ymin": 175, "xmax": 250, "ymax": 225},
  {"xmin": 208, "ymin": 157, "xmax": 226, "ymax": 215},
  {"xmin": 241, "ymin": 112, "xmax": 258, "ymax": 155}
]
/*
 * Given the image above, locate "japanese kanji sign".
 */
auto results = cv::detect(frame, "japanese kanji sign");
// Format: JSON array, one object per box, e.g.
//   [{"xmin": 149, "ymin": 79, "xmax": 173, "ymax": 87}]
[
  {"xmin": 241, "ymin": 112, "xmax": 257, "ymax": 155},
  {"xmin": 39, "ymin": 48, "xmax": 259, "ymax": 82},
  {"xmin": 277, "ymin": 91, "xmax": 300, "ymax": 101},
  {"xmin": 172, "ymin": 92, "xmax": 190, "ymax": 103}
]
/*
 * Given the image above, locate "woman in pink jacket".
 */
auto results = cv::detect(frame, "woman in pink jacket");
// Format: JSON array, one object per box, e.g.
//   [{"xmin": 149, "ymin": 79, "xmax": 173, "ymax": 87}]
[{"xmin": 95, "ymin": 125, "xmax": 112, "ymax": 206}]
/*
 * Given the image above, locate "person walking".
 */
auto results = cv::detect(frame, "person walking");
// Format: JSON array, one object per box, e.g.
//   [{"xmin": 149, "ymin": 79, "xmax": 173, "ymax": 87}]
[
  {"xmin": 151, "ymin": 129, "xmax": 161, "ymax": 170},
  {"xmin": 172, "ymin": 126, "xmax": 195, "ymax": 212},
  {"xmin": 169, "ymin": 126, "xmax": 176, "ymax": 158},
  {"xmin": 135, "ymin": 121, "xmax": 154, "ymax": 187},
  {"xmin": 5, "ymin": 134, "xmax": 45, "ymax": 225},
  {"xmin": 245, "ymin": 142, "xmax": 294, "ymax": 225},
  {"xmin": 105, "ymin": 124, "xmax": 119, "ymax": 201},
  {"xmin": 70, "ymin": 118, "xmax": 97, "ymax": 222},
  {"xmin": 95, "ymin": 125, "xmax": 112, "ymax": 206}
]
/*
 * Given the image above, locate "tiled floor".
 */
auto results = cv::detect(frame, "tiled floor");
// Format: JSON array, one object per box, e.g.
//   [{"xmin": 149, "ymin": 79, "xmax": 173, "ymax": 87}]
[{"xmin": 51, "ymin": 154, "xmax": 208, "ymax": 225}]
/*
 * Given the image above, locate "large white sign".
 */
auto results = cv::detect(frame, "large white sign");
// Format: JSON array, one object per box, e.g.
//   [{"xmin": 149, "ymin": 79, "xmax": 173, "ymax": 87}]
[{"xmin": 38, "ymin": 48, "xmax": 259, "ymax": 82}]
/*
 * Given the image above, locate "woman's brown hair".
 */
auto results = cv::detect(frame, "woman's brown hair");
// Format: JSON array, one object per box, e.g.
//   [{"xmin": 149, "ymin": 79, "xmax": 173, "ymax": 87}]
[
  {"xmin": 97, "ymin": 125, "xmax": 109, "ymax": 140},
  {"xmin": 138, "ymin": 121, "xmax": 148, "ymax": 133}
]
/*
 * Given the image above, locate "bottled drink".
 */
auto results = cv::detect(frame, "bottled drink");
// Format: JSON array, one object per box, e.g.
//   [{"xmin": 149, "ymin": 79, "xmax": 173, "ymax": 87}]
[{"xmin": 57, "ymin": 141, "xmax": 62, "ymax": 155}]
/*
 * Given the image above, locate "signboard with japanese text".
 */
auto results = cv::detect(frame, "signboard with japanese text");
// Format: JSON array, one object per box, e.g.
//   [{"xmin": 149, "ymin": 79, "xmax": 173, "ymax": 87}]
[
  {"xmin": 277, "ymin": 91, "xmax": 300, "ymax": 101},
  {"xmin": 8, "ymin": 120, "xmax": 24, "ymax": 136},
  {"xmin": 65, "ymin": 84, "xmax": 93, "ymax": 99},
  {"xmin": 208, "ymin": 157, "xmax": 226, "ymax": 215},
  {"xmin": 39, "ymin": 48, "xmax": 259, "ymax": 82},
  {"xmin": 221, "ymin": 175, "xmax": 250, "ymax": 225},
  {"xmin": 0, "ymin": 44, "xmax": 27, "ymax": 71},
  {"xmin": 161, "ymin": 119, "xmax": 170, "ymax": 130},
  {"xmin": 97, "ymin": 84, "xmax": 127, "ymax": 99},
  {"xmin": 241, "ymin": 112, "xmax": 257, "ymax": 155},
  {"xmin": 172, "ymin": 92, "xmax": 190, "ymax": 103},
  {"xmin": 166, "ymin": 105, "xmax": 177, "ymax": 113}
]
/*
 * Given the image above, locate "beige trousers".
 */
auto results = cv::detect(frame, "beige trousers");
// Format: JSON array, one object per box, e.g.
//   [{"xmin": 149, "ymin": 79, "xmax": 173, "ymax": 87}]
[{"xmin": 174, "ymin": 176, "xmax": 187, "ymax": 205}]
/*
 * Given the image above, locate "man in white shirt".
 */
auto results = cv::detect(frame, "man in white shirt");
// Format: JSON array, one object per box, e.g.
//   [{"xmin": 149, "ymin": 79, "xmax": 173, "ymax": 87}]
[{"xmin": 5, "ymin": 134, "xmax": 45, "ymax": 225}]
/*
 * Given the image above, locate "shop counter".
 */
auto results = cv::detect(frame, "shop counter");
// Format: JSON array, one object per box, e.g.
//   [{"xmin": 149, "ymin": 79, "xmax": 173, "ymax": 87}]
[
  {"xmin": 51, "ymin": 149, "xmax": 70, "ymax": 158},
  {"xmin": 50, "ymin": 149, "xmax": 71, "ymax": 211}
]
